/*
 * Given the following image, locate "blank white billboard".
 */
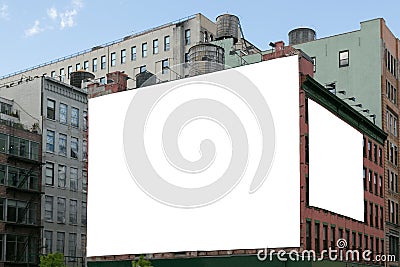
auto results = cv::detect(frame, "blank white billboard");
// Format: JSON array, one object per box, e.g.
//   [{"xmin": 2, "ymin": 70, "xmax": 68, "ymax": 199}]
[
  {"xmin": 87, "ymin": 56, "xmax": 300, "ymax": 257},
  {"xmin": 308, "ymin": 99, "xmax": 364, "ymax": 221}
]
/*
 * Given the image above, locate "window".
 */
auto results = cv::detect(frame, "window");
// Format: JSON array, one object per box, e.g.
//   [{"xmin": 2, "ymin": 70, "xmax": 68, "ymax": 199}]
[
  {"xmin": 68, "ymin": 66, "xmax": 72, "ymax": 79},
  {"xmin": 131, "ymin": 46, "xmax": 136, "ymax": 61},
  {"xmin": 142, "ymin": 43, "xmax": 147, "ymax": 57},
  {"xmin": 111, "ymin": 52, "xmax": 116, "ymax": 67},
  {"xmin": 70, "ymin": 167, "xmax": 78, "ymax": 191},
  {"xmin": 306, "ymin": 221, "xmax": 311, "ymax": 250},
  {"xmin": 83, "ymin": 61, "xmax": 89, "ymax": 71},
  {"xmin": 45, "ymin": 231, "xmax": 53, "ymax": 254},
  {"xmin": 71, "ymin": 137, "xmax": 78, "ymax": 159},
  {"xmin": 51, "ymin": 71, "xmax": 56, "ymax": 78},
  {"xmin": 101, "ymin": 55, "xmax": 106, "ymax": 69},
  {"xmin": 339, "ymin": 50, "xmax": 349, "ymax": 67},
  {"xmin": 153, "ymin": 39, "xmax": 159, "ymax": 54},
  {"xmin": 69, "ymin": 233, "xmax": 77, "ymax": 257},
  {"xmin": 60, "ymin": 68, "xmax": 65, "ymax": 82},
  {"xmin": 185, "ymin": 52, "xmax": 189, "ymax": 63},
  {"xmin": 365, "ymin": 235, "xmax": 368, "ymax": 250},
  {"xmin": 373, "ymin": 144, "xmax": 377, "ymax": 163},
  {"xmin": 330, "ymin": 226, "xmax": 335, "ymax": 249},
  {"xmin": 315, "ymin": 222, "xmax": 320, "ymax": 252},
  {"xmin": 82, "ymin": 170, "xmax": 87, "ymax": 193},
  {"xmin": 358, "ymin": 233, "xmax": 363, "ymax": 250},
  {"xmin": 322, "ymin": 224, "xmax": 328, "ymax": 250},
  {"xmin": 352, "ymin": 232, "xmax": 356, "ymax": 250},
  {"xmin": 71, "ymin": 107, "xmax": 79, "ymax": 127},
  {"xmin": 59, "ymin": 134, "xmax": 67, "ymax": 156},
  {"xmin": 76, "ymin": 63, "xmax": 81, "ymax": 71},
  {"xmin": 82, "ymin": 140, "xmax": 87, "ymax": 160},
  {"xmin": 57, "ymin": 197, "xmax": 66, "ymax": 223},
  {"xmin": 162, "ymin": 59, "xmax": 169, "ymax": 74},
  {"xmin": 379, "ymin": 148, "xmax": 382, "ymax": 166},
  {"xmin": 45, "ymin": 196, "xmax": 53, "ymax": 221},
  {"xmin": 210, "ymin": 34, "xmax": 214, "ymax": 41},
  {"xmin": 82, "ymin": 202, "xmax": 87, "ymax": 225},
  {"xmin": 185, "ymin": 29, "xmax": 191, "ymax": 45},
  {"xmin": 117, "ymin": 49, "xmax": 125, "ymax": 65},
  {"xmin": 203, "ymin": 31, "xmax": 208, "ymax": 42},
  {"xmin": 368, "ymin": 140, "xmax": 372, "ymax": 160},
  {"xmin": 379, "ymin": 176, "xmax": 383, "ymax": 196},
  {"xmin": 69, "ymin": 200, "xmax": 77, "ymax": 224},
  {"xmin": 164, "ymin": 36, "xmax": 170, "ymax": 51},
  {"xmin": 100, "ymin": 77, "xmax": 106, "ymax": 85},
  {"xmin": 363, "ymin": 167, "xmax": 367, "ymax": 190},
  {"xmin": 47, "ymin": 99, "xmax": 55, "ymax": 120},
  {"xmin": 58, "ymin": 165, "xmax": 66, "ymax": 188},
  {"xmin": 45, "ymin": 162, "xmax": 54, "ymax": 186},
  {"xmin": 92, "ymin": 58, "xmax": 97, "ymax": 72},
  {"xmin": 56, "ymin": 232, "xmax": 65, "ymax": 253},
  {"xmin": 374, "ymin": 173, "xmax": 377, "ymax": 195},
  {"xmin": 363, "ymin": 137, "xmax": 366, "ymax": 157},
  {"xmin": 140, "ymin": 65, "xmax": 146, "ymax": 73},
  {"xmin": 59, "ymin": 103, "xmax": 67, "ymax": 124},
  {"xmin": 368, "ymin": 170, "xmax": 372, "ymax": 192},
  {"xmin": 46, "ymin": 130, "xmax": 55, "ymax": 152},
  {"xmin": 375, "ymin": 205, "xmax": 379, "ymax": 228},
  {"xmin": 83, "ymin": 111, "xmax": 88, "ymax": 131},
  {"xmin": 312, "ymin": 57, "xmax": 316, "ymax": 72}
]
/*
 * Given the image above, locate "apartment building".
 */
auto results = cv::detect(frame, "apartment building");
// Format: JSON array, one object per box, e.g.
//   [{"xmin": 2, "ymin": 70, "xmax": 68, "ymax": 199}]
[{"xmin": 0, "ymin": 77, "xmax": 87, "ymax": 266}]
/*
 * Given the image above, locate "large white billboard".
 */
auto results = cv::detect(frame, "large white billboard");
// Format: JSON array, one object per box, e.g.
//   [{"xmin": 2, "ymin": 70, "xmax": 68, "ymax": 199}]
[
  {"xmin": 308, "ymin": 99, "xmax": 364, "ymax": 221},
  {"xmin": 87, "ymin": 56, "xmax": 301, "ymax": 257}
]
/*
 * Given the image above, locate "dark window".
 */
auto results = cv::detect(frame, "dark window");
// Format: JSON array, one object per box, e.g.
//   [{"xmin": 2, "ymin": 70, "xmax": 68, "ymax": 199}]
[
  {"xmin": 323, "ymin": 224, "xmax": 328, "ymax": 250},
  {"xmin": 363, "ymin": 167, "xmax": 367, "ymax": 190},
  {"xmin": 352, "ymin": 232, "xmax": 356, "ymax": 250},
  {"xmin": 305, "ymin": 175, "xmax": 309, "ymax": 206},
  {"xmin": 379, "ymin": 148, "xmax": 382, "ymax": 166},
  {"xmin": 311, "ymin": 57, "xmax": 316, "ymax": 72},
  {"xmin": 330, "ymin": 226, "xmax": 335, "ymax": 249},
  {"xmin": 92, "ymin": 58, "xmax": 97, "ymax": 72},
  {"xmin": 339, "ymin": 50, "xmax": 349, "ymax": 67},
  {"xmin": 315, "ymin": 222, "xmax": 320, "ymax": 252},
  {"xmin": 83, "ymin": 61, "xmax": 89, "ymax": 71},
  {"xmin": 368, "ymin": 141, "xmax": 372, "ymax": 160},
  {"xmin": 369, "ymin": 202, "xmax": 373, "ymax": 227},
  {"xmin": 47, "ymin": 99, "xmax": 55, "ymax": 120},
  {"xmin": 306, "ymin": 221, "xmax": 311, "ymax": 250},
  {"xmin": 101, "ymin": 55, "xmax": 106, "ymax": 69},
  {"xmin": 380, "ymin": 206, "xmax": 384, "ymax": 229},
  {"xmin": 185, "ymin": 29, "xmax": 191, "ymax": 45},
  {"xmin": 153, "ymin": 39, "xmax": 158, "ymax": 54},
  {"xmin": 162, "ymin": 59, "xmax": 169, "ymax": 74},
  {"xmin": 373, "ymin": 144, "xmax": 377, "ymax": 163},
  {"xmin": 121, "ymin": 49, "xmax": 126, "ymax": 64},
  {"xmin": 131, "ymin": 46, "xmax": 136, "ymax": 61},
  {"xmin": 142, "ymin": 43, "xmax": 147, "ymax": 58},
  {"xmin": 374, "ymin": 173, "xmax": 378, "ymax": 195},
  {"xmin": 164, "ymin": 36, "xmax": 170, "ymax": 51},
  {"xmin": 375, "ymin": 205, "xmax": 379, "ymax": 228},
  {"xmin": 358, "ymin": 233, "xmax": 363, "ymax": 250},
  {"xmin": 111, "ymin": 52, "xmax": 116, "ymax": 67}
]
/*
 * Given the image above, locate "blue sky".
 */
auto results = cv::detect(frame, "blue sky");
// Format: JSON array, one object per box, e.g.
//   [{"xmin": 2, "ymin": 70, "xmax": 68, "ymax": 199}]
[{"xmin": 0, "ymin": 0, "xmax": 399, "ymax": 77}]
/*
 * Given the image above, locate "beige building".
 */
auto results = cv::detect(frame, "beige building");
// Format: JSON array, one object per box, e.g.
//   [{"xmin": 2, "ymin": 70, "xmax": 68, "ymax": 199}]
[{"xmin": 0, "ymin": 14, "xmax": 217, "ymax": 89}]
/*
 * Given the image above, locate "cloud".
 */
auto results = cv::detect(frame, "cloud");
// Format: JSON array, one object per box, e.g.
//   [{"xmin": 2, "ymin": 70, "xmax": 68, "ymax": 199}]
[
  {"xmin": 0, "ymin": 4, "xmax": 9, "ymax": 20},
  {"xmin": 47, "ymin": 7, "xmax": 58, "ymax": 20},
  {"xmin": 25, "ymin": 20, "xmax": 43, "ymax": 37},
  {"xmin": 60, "ymin": 9, "xmax": 77, "ymax": 29},
  {"xmin": 72, "ymin": 0, "xmax": 84, "ymax": 9}
]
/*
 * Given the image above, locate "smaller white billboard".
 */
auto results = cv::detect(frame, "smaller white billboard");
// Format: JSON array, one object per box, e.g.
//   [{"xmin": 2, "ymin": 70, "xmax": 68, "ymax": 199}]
[{"xmin": 308, "ymin": 99, "xmax": 364, "ymax": 221}]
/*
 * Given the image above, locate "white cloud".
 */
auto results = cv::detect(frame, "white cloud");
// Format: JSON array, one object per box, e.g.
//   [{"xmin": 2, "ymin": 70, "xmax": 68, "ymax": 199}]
[
  {"xmin": 0, "ymin": 4, "xmax": 9, "ymax": 20},
  {"xmin": 47, "ymin": 7, "xmax": 58, "ymax": 20},
  {"xmin": 72, "ymin": 0, "xmax": 84, "ymax": 9},
  {"xmin": 60, "ymin": 9, "xmax": 77, "ymax": 29},
  {"xmin": 25, "ymin": 20, "xmax": 43, "ymax": 37}
]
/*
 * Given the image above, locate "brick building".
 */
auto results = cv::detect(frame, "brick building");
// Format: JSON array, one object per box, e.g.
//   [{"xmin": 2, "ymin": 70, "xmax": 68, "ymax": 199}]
[{"xmin": 0, "ymin": 97, "xmax": 42, "ymax": 266}]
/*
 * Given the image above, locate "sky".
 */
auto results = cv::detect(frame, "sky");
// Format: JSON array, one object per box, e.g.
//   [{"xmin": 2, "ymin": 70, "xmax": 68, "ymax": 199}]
[{"xmin": 0, "ymin": 0, "xmax": 399, "ymax": 77}]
